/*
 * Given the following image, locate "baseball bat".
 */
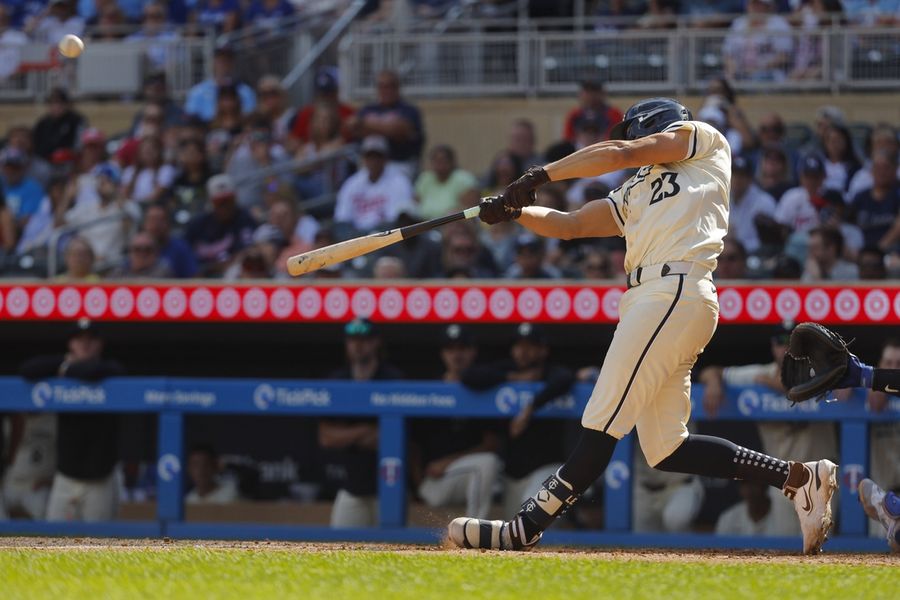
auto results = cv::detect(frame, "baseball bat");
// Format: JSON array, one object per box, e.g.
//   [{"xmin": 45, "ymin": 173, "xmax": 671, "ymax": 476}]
[{"xmin": 286, "ymin": 205, "xmax": 482, "ymax": 276}]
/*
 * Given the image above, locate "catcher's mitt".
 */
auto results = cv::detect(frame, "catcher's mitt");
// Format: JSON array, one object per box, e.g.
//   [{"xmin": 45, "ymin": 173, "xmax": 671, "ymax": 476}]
[{"xmin": 780, "ymin": 322, "xmax": 849, "ymax": 402}]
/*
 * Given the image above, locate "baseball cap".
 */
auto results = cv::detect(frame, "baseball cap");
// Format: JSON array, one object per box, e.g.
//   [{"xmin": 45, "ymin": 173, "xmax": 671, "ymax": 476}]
[
  {"xmin": 816, "ymin": 105, "xmax": 845, "ymax": 125},
  {"xmin": 514, "ymin": 233, "xmax": 544, "ymax": 253},
  {"xmin": 514, "ymin": 322, "xmax": 547, "ymax": 344},
  {"xmin": 81, "ymin": 127, "xmax": 106, "ymax": 146},
  {"xmin": 314, "ymin": 67, "xmax": 339, "ymax": 94},
  {"xmin": 207, "ymin": 173, "xmax": 236, "ymax": 199},
  {"xmin": 0, "ymin": 147, "xmax": 27, "ymax": 166},
  {"xmin": 93, "ymin": 162, "xmax": 121, "ymax": 184},
  {"xmin": 345, "ymin": 317, "xmax": 376, "ymax": 338},
  {"xmin": 732, "ymin": 155, "xmax": 752, "ymax": 174},
  {"xmin": 361, "ymin": 135, "xmax": 389, "ymax": 156},
  {"xmin": 800, "ymin": 155, "xmax": 825, "ymax": 176},
  {"xmin": 440, "ymin": 324, "xmax": 474, "ymax": 348},
  {"xmin": 69, "ymin": 317, "xmax": 100, "ymax": 339}
]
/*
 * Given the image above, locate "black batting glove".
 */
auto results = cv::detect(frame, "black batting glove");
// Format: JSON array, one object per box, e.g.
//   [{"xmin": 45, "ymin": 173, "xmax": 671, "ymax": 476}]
[
  {"xmin": 478, "ymin": 196, "xmax": 521, "ymax": 225},
  {"xmin": 504, "ymin": 166, "xmax": 550, "ymax": 209}
]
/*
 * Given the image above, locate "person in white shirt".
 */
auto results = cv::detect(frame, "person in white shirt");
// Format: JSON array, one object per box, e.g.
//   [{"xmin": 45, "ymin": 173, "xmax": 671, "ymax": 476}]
[
  {"xmin": 774, "ymin": 155, "xmax": 827, "ymax": 234},
  {"xmin": 0, "ymin": 5, "xmax": 28, "ymax": 81},
  {"xmin": 27, "ymin": 0, "xmax": 85, "ymax": 45},
  {"xmin": 729, "ymin": 156, "xmax": 776, "ymax": 253},
  {"xmin": 185, "ymin": 444, "xmax": 240, "ymax": 505},
  {"xmin": 722, "ymin": 0, "xmax": 793, "ymax": 82},
  {"xmin": 716, "ymin": 480, "xmax": 788, "ymax": 537},
  {"xmin": 333, "ymin": 135, "xmax": 415, "ymax": 236}
]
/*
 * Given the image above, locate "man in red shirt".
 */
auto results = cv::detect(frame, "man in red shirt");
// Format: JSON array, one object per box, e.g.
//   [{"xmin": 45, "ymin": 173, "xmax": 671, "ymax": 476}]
[
  {"xmin": 289, "ymin": 67, "xmax": 355, "ymax": 145},
  {"xmin": 562, "ymin": 79, "xmax": 623, "ymax": 143}
]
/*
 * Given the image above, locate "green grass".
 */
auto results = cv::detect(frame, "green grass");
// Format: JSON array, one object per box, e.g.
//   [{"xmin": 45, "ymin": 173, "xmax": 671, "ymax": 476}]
[{"xmin": 1, "ymin": 547, "xmax": 897, "ymax": 600}]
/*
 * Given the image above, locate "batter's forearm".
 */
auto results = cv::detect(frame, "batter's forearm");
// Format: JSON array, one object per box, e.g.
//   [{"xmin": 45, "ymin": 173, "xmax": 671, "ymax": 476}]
[
  {"xmin": 518, "ymin": 206, "xmax": 581, "ymax": 240},
  {"xmin": 544, "ymin": 140, "xmax": 631, "ymax": 181}
]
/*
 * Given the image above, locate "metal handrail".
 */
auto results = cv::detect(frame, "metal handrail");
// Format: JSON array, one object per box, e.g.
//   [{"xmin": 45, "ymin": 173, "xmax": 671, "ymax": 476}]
[{"xmin": 230, "ymin": 144, "xmax": 358, "ymax": 187}]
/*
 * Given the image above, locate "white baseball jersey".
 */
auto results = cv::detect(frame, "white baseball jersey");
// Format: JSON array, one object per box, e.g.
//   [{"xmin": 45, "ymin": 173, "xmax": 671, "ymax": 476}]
[{"xmin": 604, "ymin": 121, "xmax": 731, "ymax": 274}]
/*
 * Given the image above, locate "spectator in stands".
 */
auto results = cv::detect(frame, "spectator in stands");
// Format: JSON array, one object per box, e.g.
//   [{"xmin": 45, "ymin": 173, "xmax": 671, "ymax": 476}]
[
  {"xmin": 843, "ymin": 0, "xmax": 899, "ymax": 26},
  {"xmin": 294, "ymin": 103, "xmax": 353, "ymax": 201},
  {"xmin": 414, "ymin": 145, "xmax": 479, "ymax": 221},
  {"xmin": 194, "ymin": 0, "xmax": 241, "ymax": 33},
  {"xmin": 848, "ymin": 124, "xmax": 900, "ymax": 200},
  {"xmin": 4, "ymin": 126, "xmax": 52, "ymax": 188},
  {"xmin": 223, "ymin": 243, "xmax": 272, "ymax": 280},
  {"xmin": 185, "ymin": 444, "xmax": 240, "ymax": 504},
  {"xmin": 715, "ymin": 480, "xmax": 784, "ymax": 536},
  {"xmin": 320, "ymin": 318, "xmax": 403, "ymax": 527},
  {"xmin": 699, "ymin": 77, "xmax": 756, "ymax": 155},
  {"xmin": 186, "ymin": 174, "xmax": 257, "ymax": 276},
  {"xmin": 803, "ymin": 104, "xmax": 845, "ymax": 157},
  {"xmin": 26, "ymin": 0, "xmax": 85, "ymax": 45},
  {"xmin": 1, "ymin": 409, "xmax": 56, "ymax": 519},
  {"xmin": 130, "ymin": 72, "xmax": 185, "ymax": 135},
  {"xmin": 858, "ymin": 246, "xmax": 887, "ymax": 279},
  {"xmin": 820, "ymin": 189, "xmax": 863, "ymax": 258},
  {"xmin": 91, "ymin": 3, "xmax": 126, "ymax": 41},
  {"xmin": 483, "ymin": 150, "xmax": 522, "ymax": 196},
  {"xmin": 505, "ymin": 119, "xmax": 542, "ymax": 170},
  {"xmin": 349, "ymin": 70, "xmax": 424, "ymax": 177},
  {"xmin": 290, "ymin": 67, "xmax": 355, "ymax": 147},
  {"xmin": 333, "ymin": 135, "xmax": 416, "ymax": 237},
  {"xmin": 409, "ymin": 325, "xmax": 501, "ymax": 520},
  {"xmin": 774, "ymin": 154, "xmax": 827, "ymax": 234},
  {"xmin": 578, "ymin": 249, "xmax": 613, "ymax": 280},
  {"xmin": 117, "ymin": 103, "xmax": 163, "ymax": 169},
  {"xmin": 700, "ymin": 323, "xmax": 837, "ymax": 536},
  {"xmin": 20, "ymin": 319, "xmax": 124, "ymax": 522},
  {"xmin": 851, "ymin": 150, "xmax": 900, "ymax": 250},
  {"xmin": 256, "ymin": 75, "xmax": 295, "ymax": 145},
  {"xmin": 126, "ymin": 1, "xmax": 180, "ymax": 70},
  {"xmin": 439, "ymin": 221, "xmax": 497, "ymax": 279},
  {"xmin": 109, "ymin": 231, "xmax": 173, "ymax": 278},
  {"xmin": 722, "ymin": 0, "xmax": 793, "ymax": 82},
  {"xmin": 0, "ymin": 185, "xmax": 15, "ymax": 254},
  {"xmin": 789, "ymin": 0, "xmax": 842, "ymax": 81},
  {"xmin": 375, "ymin": 208, "xmax": 442, "ymax": 279},
  {"xmin": 505, "ymin": 233, "xmax": 561, "ymax": 279},
  {"xmin": 185, "ymin": 45, "xmax": 256, "ymax": 123},
  {"xmin": 563, "ymin": 79, "xmax": 623, "ymax": 144},
  {"xmin": 122, "ymin": 135, "xmax": 176, "ymax": 205},
  {"xmin": 371, "ymin": 255, "xmax": 407, "ymax": 279},
  {"xmin": 756, "ymin": 145, "xmax": 794, "ymax": 202},
  {"xmin": 65, "ymin": 162, "xmax": 138, "ymax": 266},
  {"xmin": 714, "ymin": 238, "xmax": 748, "ymax": 280},
  {"xmin": 802, "ymin": 225, "xmax": 859, "ymax": 281},
  {"xmin": 729, "ymin": 156, "xmax": 776, "ymax": 255},
  {"xmin": 58, "ymin": 236, "xmax": 98, "ymax": 280},
  {"xmin": 0, "ymin": 6, "xmax": 28, "ymax": 81},
  {"xmin": 1, "ymin": 147, "xmax": 44, "ymax": 233},
  {"xmin": 226, "ymin": 117, "xmax": 293, "ymax": 218},
  {"xmin": 462, "ymin": 323, "xmax": 575, "ymax": 516},
  {"xmin": 16, "ymin": 174, "xmax": 67, "ymax": 257},
  {"xmin": 243, "ymin": 0, "xmax": 294, "ymax": 31},
  {"xmin": 32, "ymin": 88, "xmax": 86, "ymax": 162},
  {"xmin": 822, "ymin": 124, "xmax": 861, "ymax": 195},
  {"xmin": 205, "ymin": 85, "xmax": 244, "ymax": 173},
  {"xmin": 169, "ymin": 138, "xmax": 211, "ymax": 224},
  {"xmin": 142, "ymin": 201, "xmax": 198, "ymax": 278}
]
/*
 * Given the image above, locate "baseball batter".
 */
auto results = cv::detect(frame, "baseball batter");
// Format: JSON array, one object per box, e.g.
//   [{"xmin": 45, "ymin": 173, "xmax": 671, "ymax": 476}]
[{"xmin": 448, "ymin": 98, "xmax": 837, "ymax": 554}]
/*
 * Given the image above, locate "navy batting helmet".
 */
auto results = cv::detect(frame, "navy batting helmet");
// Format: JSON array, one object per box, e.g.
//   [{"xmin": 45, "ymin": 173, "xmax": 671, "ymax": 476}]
[{"xmin": 609, "ymin": 97, "xmax": 692, "ymax": 141}]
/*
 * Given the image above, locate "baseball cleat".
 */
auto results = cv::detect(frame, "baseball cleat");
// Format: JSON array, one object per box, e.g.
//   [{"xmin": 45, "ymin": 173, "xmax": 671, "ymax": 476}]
[
  {"xmin": 447, "ymin": 516, "xmax": 541, "ymax": 551},
  {"xmin": 782, "ymin": 459, "xmax": 838, "ymax": 554},
  {"xmin": 858, "ymin": 478, "xmax": 900, "ymax": 553}
]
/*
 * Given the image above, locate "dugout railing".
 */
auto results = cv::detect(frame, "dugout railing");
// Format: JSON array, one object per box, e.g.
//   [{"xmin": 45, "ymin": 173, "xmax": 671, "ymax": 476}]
[{"xmin": 0, "ymin": 377, "xmax": 894, "ymax": 552}]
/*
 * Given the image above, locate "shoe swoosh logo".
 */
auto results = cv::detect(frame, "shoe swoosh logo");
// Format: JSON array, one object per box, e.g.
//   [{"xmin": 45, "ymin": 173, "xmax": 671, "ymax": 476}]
[
  {"xmin": 801, "ymin": 488, "xmax": 812, "ymax": 513},
  {"xmin": 886, "ymin": 385, "xmax": 899, "ymax": 393}
]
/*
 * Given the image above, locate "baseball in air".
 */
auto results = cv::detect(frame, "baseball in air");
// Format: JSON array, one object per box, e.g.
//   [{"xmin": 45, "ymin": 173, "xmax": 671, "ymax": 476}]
[{"xmin": 58, "ymin": 34, "xmax": 84, "ymax": 58}]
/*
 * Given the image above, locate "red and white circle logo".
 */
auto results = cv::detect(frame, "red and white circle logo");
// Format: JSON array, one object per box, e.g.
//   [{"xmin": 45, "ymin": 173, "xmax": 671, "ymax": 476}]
[
  {"xmin": 488, "ymin": 288, "xmax": 515, "ymax": 320},
  {"xmin": 461, "ymin": 288, "xmax": 487, "ymax": 320},
  {"xmin": 517, "ymin": 288, "xmax": 543, "ymax": 321},
  {"xmin": 31, "ymin": 287, "xmax": 55, "ymax": 317},
  {"xmin": 351, "ymin": 288, "xmax": 377, "ymax": 318},
  {"xmin": 545, "ymin": 288, "xmax": 571, "ymax": 320},
  {"xmin": 775, "ymin": 288, "xmax": 801, "ymax": 322},
  {"xmin": 717, "ymin": 288, "xmax": 743, "ymax": 321},
  {"xmin": 378, "ymin": 288, "xmax": 404, "ymax": 320},
  {"xmin": 298, "ymin": 288, "xmax": 323, "ymax": 319},
  {"xmin": 243, "ymin": 288, "xmax": 268, "ymax": 319},
  {"xmin": 893, "ymin": 291, "xmax": 900, "ymax": 320},
  {"xmin": 834, "ymin": 289, "xmax": 860, "ymax": 321},
  {"xmin": 433, "ymin": 288, "xmax": 460, "ymax": 320},
  {"xmin": 863, "ymin": 289, "xmax": 889, "ymax": 322},
  {"xmin": 0, "ymin": 290, "xmax": 4, "ymax": 314},
  {"xmin": 601, "ymin": 288, "xmax": 623, "ymax": 320},
  {"xmin": 189, "ymin": 288, "xmax": 214, "ymax": 319},
  {"xmin": 110, "ymin": 288, "xmax": 135, "ymax": 318},
  {"xmin": 136, "ymin": 288, "xmax": 161, "ymax": 318},
  {"xmin": 83, "ymin": 287, "xmax": 108, "ymax": 318},
  {"xmin": 804, "ymin": 289, "xmax": 831, "ymax": 321},
  {"xmin": 269, "ymin": 288, "xmax": 294, "ymax": 320},
  {"xmin": 406, "ymin": 288, "xmax": 432, "ymax": 320},
  {"xmin": 7, "ymin": 287, "xmax": 30, "ymax": 317},
  {"xmin": 746, "ymin": 288, "xmax": 772, "ymax": 321},
  {"xmin": 215, "ymin": 287, "xmax": 241, "ymax": 319},
  {"xmin": 58, "ymin": 287, "xmax": 81, "ymax": 318},
  {"xmin": 573, "ymin": 288, "xmax": 599, "ymax": 320},
  {"xmin": 163, "ymin": 287, "xmax": 188, "ymax": 318},
  {"xmin": 324, "ymin": 288, "xmax": 350, "ymax": 319}
]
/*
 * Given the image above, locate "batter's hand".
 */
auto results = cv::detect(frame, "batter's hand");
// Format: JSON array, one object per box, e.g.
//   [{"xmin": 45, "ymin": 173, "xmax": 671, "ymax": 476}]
[
  {"xmin": 504, "ymin": 166, "xmax": 550, "ymax": 209},
  {"xmin": 479, "ymin": 196, "xmax": 521, "ymax": 225}
]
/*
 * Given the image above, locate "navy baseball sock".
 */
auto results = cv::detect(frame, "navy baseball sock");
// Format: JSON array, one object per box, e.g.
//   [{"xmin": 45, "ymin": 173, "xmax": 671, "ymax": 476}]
[
  {"xmin": 655, "ymin": 434, "xmax": 790, "ymax": 489},
  {"xmin": 513, "ymin": 428, "xmax": 617, "ymax": 543},
  {"xmin": 873, "ymin": 368, "xmax": 900, "ymax": 394}
]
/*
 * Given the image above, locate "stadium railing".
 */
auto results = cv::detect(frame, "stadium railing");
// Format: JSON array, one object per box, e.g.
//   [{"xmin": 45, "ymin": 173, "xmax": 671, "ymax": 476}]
[{"xmin": 0, "ymin": 377, "xmax": 892, "ymax": 551}]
